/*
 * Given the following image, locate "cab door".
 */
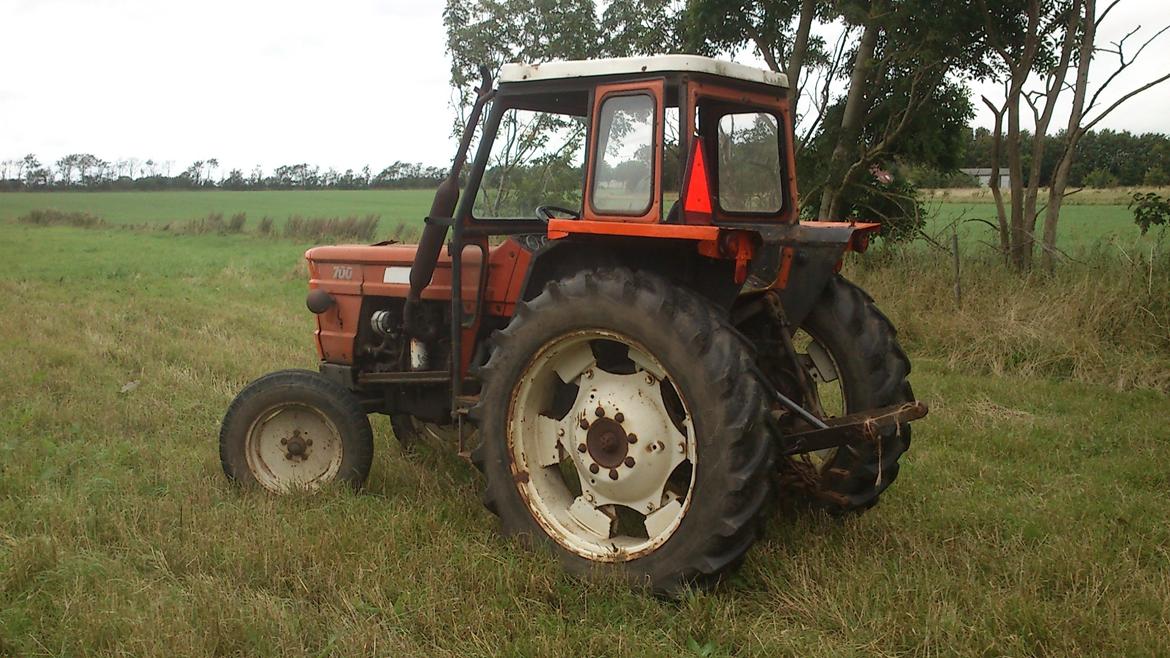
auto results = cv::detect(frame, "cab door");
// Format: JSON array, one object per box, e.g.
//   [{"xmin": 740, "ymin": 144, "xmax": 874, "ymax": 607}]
[{"xmin": 583, "ymin": 79, "xmax": 665, "ymax": 223}]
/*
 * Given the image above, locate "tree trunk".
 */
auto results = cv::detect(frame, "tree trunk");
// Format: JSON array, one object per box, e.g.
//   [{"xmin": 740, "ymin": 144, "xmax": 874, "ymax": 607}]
[
  {"xmin": 1005, "ymin": 84, "xmax": 1028, "ymax": 269},
  {"xmin": 1043, "ymin": 0, "xmax": 1095, "ymax": 271},
  {"xmin": 786, "ymin": 0, "xmax": 817, "ymax": 114},
  {"xmin": 817, "ymin": 18, "xmax": 880, "ymax": 220},
  {"xmin": 981, "ymin": 98, "xmax": 1011, "ymax": 259}
]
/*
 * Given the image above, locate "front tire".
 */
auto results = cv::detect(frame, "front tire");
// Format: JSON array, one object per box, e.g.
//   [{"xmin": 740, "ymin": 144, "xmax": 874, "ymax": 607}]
[
  {"xmin": 471, "ymin": 268, "xmax": 773, "ymax": 595},
  {"xmin": 220, "ymin": 369, "xmax": 374, "ymax": 492}
]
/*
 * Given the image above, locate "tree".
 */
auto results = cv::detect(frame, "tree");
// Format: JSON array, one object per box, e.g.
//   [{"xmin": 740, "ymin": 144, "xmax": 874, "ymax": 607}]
[
  {"xmin": 980, "ymin": 0, "xmax": 1170, "ymax": 270},
  {"xmin": 684, "ymin": 0, "xmax": 981, "ymax": 226}
]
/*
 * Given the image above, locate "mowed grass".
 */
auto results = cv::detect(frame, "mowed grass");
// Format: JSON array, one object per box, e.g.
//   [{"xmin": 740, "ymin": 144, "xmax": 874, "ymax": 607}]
[
  {"xmin": 0, "ymin": 190, "xmax": 435, "ymax": 229},
  {"xmin": 925, "ymin": 202, "xmax": 1154, "ymax": 250},
  {"xmin": 2, "ymin": 223, "xmax": 1169, "ymax": 656}
]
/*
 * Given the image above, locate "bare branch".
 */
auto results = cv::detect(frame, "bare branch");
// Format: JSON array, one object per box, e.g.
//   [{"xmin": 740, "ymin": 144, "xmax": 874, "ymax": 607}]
[
  {"xmin": 1084, "ymin": 71, "xmax": 1170, "ymax": 132},
  {"xmin": 1086, "ymin": 23, "xmax": 1170, "ymax": 113},
  {"xmin": 1097, "ymin": 0, "xmax": 1123, "ymax": 26}
]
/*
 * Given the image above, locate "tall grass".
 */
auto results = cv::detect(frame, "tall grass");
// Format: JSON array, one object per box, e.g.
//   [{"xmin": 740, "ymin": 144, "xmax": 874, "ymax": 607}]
[
  {"xmin": 283, "ymin": 214, "xmax": 379, "ymax": 242},
  {"xmin": 17, "ymin": 208, "xmax": 105, "ymax": 228},
  {"xmin": 851, "ymin": 237, "xmax": 1170, "ymax": 392},
  {"xmin": 164, "ymin": 212, "xmax": 248, "ymax": 235}
]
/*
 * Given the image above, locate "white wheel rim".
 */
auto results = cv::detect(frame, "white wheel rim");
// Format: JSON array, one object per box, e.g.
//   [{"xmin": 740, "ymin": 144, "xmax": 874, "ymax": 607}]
[
  {"xmin": 507, "ymin": 330, "xmax": 696, "ymax": 562},
  {"xmin": 245, "ymin": 403, "xmax": 344, "ymax": 492}
]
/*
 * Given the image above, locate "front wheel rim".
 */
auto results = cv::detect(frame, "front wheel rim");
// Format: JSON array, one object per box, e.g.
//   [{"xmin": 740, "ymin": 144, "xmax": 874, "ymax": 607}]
[
  {"xmin": 245, "ymin": 403, "xmax": 344, "ymax": 492},
  {"xmin": 507, "ymin": 330, "xmax": 696, "ymax": 563}
]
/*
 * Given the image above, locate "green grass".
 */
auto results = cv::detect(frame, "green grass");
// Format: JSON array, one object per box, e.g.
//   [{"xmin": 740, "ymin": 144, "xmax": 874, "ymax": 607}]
[
  {"xmin": 2, "ymin": 223, "xmax": 1169, "ymax": 655},
  {"xmin": 0, "ymin": 190, "xmax": 1151, "ymax": 248},
  {"xmin": 925, "ymin": 202, "xmax": 1154, "ymax": 250}
]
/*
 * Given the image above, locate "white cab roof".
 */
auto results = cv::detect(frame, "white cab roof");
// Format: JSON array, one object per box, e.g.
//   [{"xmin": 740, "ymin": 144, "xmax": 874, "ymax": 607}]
[{"xmin": 500, "ymin": 55, "xmax": 788, "ymax": 89}]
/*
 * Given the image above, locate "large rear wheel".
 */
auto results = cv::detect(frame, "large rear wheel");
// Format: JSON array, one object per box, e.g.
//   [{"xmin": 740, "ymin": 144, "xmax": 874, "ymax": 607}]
[
  {"xmin": 471, "ymin": 268, "xmax": 773, "ymax": 595},
  {"xmin": 744, "ymin": 275, "xmax": 913, "ymax": 513}
]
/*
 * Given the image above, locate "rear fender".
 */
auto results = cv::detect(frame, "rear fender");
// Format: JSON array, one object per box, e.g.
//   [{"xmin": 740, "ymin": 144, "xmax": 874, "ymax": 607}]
[
  {"xmin": 519, "ymin": 237, "xmax": 742, "ymax": 310},
  {"xmin": 745, "ymin": 222, "xmax": 878, "ymax": 327}
]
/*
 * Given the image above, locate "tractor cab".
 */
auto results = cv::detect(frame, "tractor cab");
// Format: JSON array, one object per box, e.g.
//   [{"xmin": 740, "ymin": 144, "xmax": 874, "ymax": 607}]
[
  {"xmin": 304, "ymin": 55, "xmax": 876, "ymax": 395},
  {"xmin": 222, "ymin": 56, "xmax": 924, "ymax": 595}
]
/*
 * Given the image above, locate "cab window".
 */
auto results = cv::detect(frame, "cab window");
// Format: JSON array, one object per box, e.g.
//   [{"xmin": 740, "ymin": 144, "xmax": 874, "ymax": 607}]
[
  {"xmin": 473, "ymin": 107, "xmax": 586, "ymax": 219},
  {"xmin": 716, "ymin": 112, "xmax": 782, "ymax": 214},
  {"xmin": 591, "ymin": 94, "xmax": 654, "ymax": 215}
]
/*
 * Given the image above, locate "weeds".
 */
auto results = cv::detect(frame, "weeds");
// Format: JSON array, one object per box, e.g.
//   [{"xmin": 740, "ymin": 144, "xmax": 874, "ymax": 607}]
[
  {"xmin": 165, "ymin": 212, "xmax": 248, "ymax": 235},
  {"xmin": 17, "ymin": 208, "xmax": 105, "ymax": 228},
  {"xmin": 283, "ymin": 214, "xmax": 379, "ymax": 242},
  {"xmin": 257, "ymin": 216, "xmax": 275, "ymax": 236}
]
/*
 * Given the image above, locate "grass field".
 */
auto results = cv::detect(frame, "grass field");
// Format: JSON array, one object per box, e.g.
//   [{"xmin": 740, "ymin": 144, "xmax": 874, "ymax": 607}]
[
  {"xmin": 1, "ymin": 194, "xmax": 1169, "ymax": 655},
  {"xmin": 0, "ymin": 189, "xmax": 1159, "ymax": 252}
]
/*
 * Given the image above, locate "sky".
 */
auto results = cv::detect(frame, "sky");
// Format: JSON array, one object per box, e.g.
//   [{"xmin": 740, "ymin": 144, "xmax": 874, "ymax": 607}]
[{"xmin": 2, "ymin": 0, "xmax": 1169, "ymax": 176}]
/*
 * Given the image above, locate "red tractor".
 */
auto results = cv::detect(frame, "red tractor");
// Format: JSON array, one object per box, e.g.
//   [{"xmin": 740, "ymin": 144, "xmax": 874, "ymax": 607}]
[{"xmin": 220, "ymin": 56, "xmax": 927, "ymax": 594}]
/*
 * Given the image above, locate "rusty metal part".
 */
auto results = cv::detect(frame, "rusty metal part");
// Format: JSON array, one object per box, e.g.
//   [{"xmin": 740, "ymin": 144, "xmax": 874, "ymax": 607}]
[
  {"xmin": 764, "ymin": 290, "xmax": 827, "ymax": 419},
  {"xmin": 585, "ymin": 417, "xmax": 629, "ymax": 469},
  {"xmin": 778, "ymin": 402, "xmax": 928, "ymax": 457}
]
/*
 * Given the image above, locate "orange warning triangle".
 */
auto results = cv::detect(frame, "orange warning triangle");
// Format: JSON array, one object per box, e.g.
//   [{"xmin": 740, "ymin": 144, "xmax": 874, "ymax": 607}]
[{"xmin": 683, "ymin": 142, "xmax": 712, "ymax": 215}]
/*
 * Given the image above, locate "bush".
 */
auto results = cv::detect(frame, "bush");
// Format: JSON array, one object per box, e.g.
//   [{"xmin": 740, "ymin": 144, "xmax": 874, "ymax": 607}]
[
  {"xmin": 843, "ymin": 176, "xmax": 927, "ymax": 243},
  {"xmin": 17, "ymin": 209, "xmax": 105, "ymax": 228},
  {"xmin": 1084, "ymin": 168, "xmax": 1120, "ymax": 188},
  {"xmin": 256, "ymin": 216, "xmax": 274, "ymax": 236},
  {"xmin": 228, "ymin": 212, "xmax": 246, "ymax": 233},
  {"xmin": 1129, "ymin": 191, "xmax": 1170, "ymax": 235}
]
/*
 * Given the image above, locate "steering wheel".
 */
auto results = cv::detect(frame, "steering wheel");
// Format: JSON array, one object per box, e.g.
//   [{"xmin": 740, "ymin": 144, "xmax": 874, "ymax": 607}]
[{"xmin": 535, "ymin": 205, "xmax": 582, "ymax": 223}]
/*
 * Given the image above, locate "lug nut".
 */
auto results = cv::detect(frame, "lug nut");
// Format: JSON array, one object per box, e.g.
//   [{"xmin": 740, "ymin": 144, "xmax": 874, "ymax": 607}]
[
  {"xmin": 614, "ymin": 412, "xmax": 624, "ymax": 423},
  {"xmin": 627, "ymin": 433, "xmax": 637, "ymax": 444},
  {"xmin": 624, "ymin": 456, "xmax": 635, "ymax": 467},
  {"xmin": 580, "ymin": 418, "xmax": 590, "ymax": 430},
  {"xmin": 306, "ymin": 439, "xmax": 313, "ymax": 447},
  {"xmin": 608, "ymin": 469, "xmax": 619, "ymax": 480},
  {"xmin": 280, "ymin": 438, "xmax": 288, "ymax": 445},
  {"xmin": 589, "ymin": 464, "xmax": 599, "ymax": 474},
  {"xmin": 595, "ymin": 406, "xmax": 605, "ymax": 417},
  {"xmin": 577, "ymin": 443, "xmax": 587, "ymax": 453},
  {"xmin": 557, "ymin": 428, "xmax": 565, "ymax": 437}
]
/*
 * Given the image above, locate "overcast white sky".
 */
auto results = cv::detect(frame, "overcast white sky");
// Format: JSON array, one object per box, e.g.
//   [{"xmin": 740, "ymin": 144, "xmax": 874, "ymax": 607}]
[{"xmin": 2, "ymin": 0, "xmax": 1168, "ymax": 176}]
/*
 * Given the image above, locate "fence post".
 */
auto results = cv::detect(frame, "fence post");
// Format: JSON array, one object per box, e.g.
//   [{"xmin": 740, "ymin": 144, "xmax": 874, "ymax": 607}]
[{"xmin": 951, "ymin": 228, "xmax": 962, "ymax": 308}]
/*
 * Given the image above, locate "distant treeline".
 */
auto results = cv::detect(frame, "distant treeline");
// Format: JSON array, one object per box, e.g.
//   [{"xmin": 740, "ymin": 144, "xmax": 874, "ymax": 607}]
[
  {"xmin": 4, "ymin": 126, "xmax": 1169, "ymax": 193},
  {"xmin": 907, "ymin": 128, "xmax": 1170, "ymax": 188},
  {"xmin": 0, "ymin": 156, "xmax": 447, "ymax": 191}
]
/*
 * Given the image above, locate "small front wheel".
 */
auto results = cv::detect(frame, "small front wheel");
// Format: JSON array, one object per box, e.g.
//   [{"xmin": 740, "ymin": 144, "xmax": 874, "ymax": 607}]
[{"xmin": 220, "ymin": 369, "xmax": 374, "ymax": 492}]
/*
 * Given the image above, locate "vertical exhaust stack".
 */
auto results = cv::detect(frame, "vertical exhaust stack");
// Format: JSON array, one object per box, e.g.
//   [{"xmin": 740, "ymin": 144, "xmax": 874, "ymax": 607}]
[{"xmin": 404, "ymin": 66, "xmax": 494, "ymax": 338}]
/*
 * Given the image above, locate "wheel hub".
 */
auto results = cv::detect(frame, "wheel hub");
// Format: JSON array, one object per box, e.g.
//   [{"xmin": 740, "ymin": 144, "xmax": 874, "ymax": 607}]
[
  {"xmin": 566, "ymin": 369, "xmax": 688, "ymax": 513},
  {"xmin": 282, "ymin": 430, "xmax": 312, "ymax": 460},
  {"xmin": 585, "ymin": 417, "xmax": 628, "ymax": 468}
]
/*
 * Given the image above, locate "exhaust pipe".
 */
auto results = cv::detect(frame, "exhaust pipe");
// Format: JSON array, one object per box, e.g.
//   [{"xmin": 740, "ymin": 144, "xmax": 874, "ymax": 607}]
[{"xmin": 404, "ymin": 66, "xmax": 494, "ymax": 338}]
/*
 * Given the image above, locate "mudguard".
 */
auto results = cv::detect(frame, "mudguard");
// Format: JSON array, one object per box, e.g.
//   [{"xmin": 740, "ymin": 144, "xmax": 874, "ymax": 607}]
[{"xmin": 744, "ymin": 221, "xmax": 878, "ymax": 327}]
